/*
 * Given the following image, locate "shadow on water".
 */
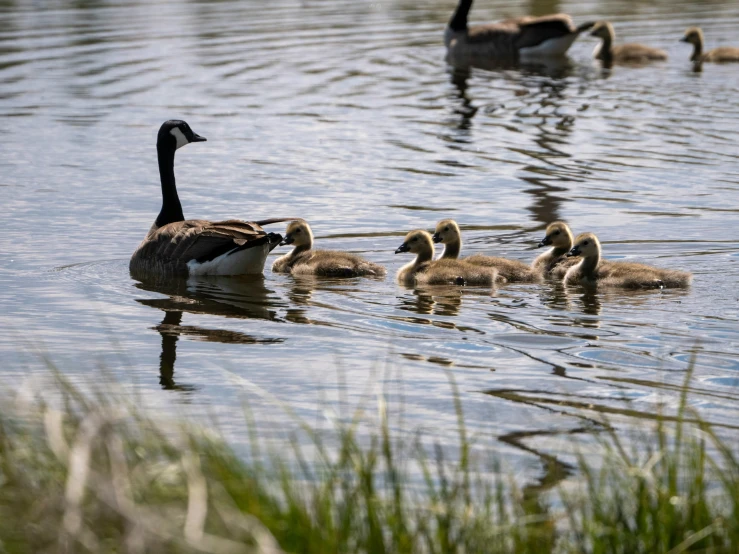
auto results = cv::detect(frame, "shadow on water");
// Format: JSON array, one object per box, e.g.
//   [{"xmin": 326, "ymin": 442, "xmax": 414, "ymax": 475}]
[{"xmin": 133, "ymin": 274, "xmax": 286, "ymax": 390}]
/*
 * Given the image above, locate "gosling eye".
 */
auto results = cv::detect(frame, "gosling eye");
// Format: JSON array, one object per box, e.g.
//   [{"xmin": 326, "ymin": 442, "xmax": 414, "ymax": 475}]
[
  {"xmin": 554, "ymin": 230, "xmax": 560, "ymax": 235},
  {"xmin": 444, "ymin": 227, "xmax": 449, "ymax": 231},
  {"xmin": 583, "ymin": 241, "xmax": 589, "ymax": 246},
  {"xmin": 296, "ymin": 229, "xmax": 302, "ymax": 234},
  {"xmin": 412, "ymin": 237, "xmax": 418, "ymax": 242}
]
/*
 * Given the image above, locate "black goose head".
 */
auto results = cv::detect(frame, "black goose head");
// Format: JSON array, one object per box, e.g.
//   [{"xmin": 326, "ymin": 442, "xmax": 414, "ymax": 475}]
[{"xmin": 157, "ymin": 120, "xmax": 207, "ymax": 151}]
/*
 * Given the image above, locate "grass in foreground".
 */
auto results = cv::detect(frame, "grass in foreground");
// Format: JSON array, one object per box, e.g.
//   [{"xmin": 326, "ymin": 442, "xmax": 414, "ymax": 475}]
[{"xmin": 0, "ymin": 369, "xmax": 737, "ymax": 553}]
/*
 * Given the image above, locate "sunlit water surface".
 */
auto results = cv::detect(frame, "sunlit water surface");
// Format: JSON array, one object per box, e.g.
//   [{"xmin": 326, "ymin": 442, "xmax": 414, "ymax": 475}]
[{"xmin": 1, "ymin": 0, "xmax": 738, "ymax": 484}]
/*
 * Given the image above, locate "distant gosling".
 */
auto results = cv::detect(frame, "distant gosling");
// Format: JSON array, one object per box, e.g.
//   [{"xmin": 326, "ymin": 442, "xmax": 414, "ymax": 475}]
[
  {"xmin": 681, "ymin": 27, "xmax": 739, "ymax": 64},
  {"xmin": 432, "ymin": 219, "xmax": 540, "ymax": 283},
  {"xmin": 564, "ymin": 233, "xmax": 692, "ymax": 288},
  {"xmin": 395, "ymin": 230, "xmax": 498, "ymax": 287},
  {"xmin": 532, "ymin": 221, "xmax": 579, "ymax": 277},
  {"xmin": 591, "ymin": 21, "xmax": 667, "ymax": 64},
  {"xmin": 272, "ymin": 220, "xmax": 386, "ymax": 277}
]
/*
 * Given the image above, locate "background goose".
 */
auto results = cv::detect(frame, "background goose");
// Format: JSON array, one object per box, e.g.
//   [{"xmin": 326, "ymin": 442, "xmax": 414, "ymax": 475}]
[
  {"xmin": 130, "ymin": 120, "xmax": 291, "ymax": 277},
  {"xmin": 395, "ymin": 230, "xmax": 498, "ymax": 287},
  {"xmin": 591, "ymin": 21, "xmax": 667, "ymax": 64},
  {"xmin": 445, "ymin": 0, "xmax": 594, "ymax": 61},
  {"xmin": 564, "ymin": 233, "xmax": 692, "ymax": 288},
  {"xmin": 432, "ymin": 219, "xmax": 540, "ymax": 283},
  {"xmin": 681, "ymin": 27, "xmax": 739, "ymax": 63},
  {"xmin": 272, "ymin": 220, "xmax": 386, "ymax": 277},
  {"xmin": 532, "ymin": 221, "xmax": 579, "ymax": 276}
]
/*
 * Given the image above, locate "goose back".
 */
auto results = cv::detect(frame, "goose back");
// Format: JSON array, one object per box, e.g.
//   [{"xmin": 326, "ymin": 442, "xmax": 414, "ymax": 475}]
[{"xmin": 130, "ymin": 219, "xmax": 281, "ymax": 277}]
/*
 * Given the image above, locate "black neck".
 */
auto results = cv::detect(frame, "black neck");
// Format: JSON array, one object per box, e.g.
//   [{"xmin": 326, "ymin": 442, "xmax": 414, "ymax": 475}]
[
  {"xmin": 449, "ymin": 0, "xmax": 472, "ymax": 32},
  {"xmin": 155, "ymin": 144, "xmax": 184, "ymax": 229}
]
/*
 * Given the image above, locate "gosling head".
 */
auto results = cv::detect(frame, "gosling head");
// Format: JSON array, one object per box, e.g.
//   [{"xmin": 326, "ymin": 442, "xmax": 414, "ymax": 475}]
[
  {"xmin": 538, "ymin": 221, "xmax": 573, "ymax": 249},
  {"xmin": 568, "ymin": 232, "xmax": 600, "ymax": 258},
  {"xmin": 590, "ymin": 21, "xmax": 614, "ymax": 40},
  {"xmin": 681, "ymin": 27, "xmax": 703, "ymax": 46},
  {"xmin": 157, "ymin": 120, "xmax": 207, "ymax": 151},
  {"xmin": 432, "ymin": 219, "xmax": 461, "ymax": 245},
  {"xmin": 280, "ymin": 220, "xmax": 313, "ymax": 247},
  {"xmin": 395, "ymin": 230, "xmax": 434, "ymax": 256}
]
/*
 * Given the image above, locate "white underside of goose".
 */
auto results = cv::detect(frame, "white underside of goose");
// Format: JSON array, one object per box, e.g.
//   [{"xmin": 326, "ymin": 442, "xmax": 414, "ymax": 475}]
[
  {"xmin": 519, "ymin": 34, "xmax": 579, "ymax": 57},
  {"xmin": 186, "ymin": 243, "xmax": 272, "ymax": 276}
]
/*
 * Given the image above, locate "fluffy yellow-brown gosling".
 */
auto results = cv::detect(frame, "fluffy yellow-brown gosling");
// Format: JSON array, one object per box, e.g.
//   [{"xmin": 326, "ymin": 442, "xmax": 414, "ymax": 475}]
[
  {"xmin": 432, "ymin": 219, "xmax": 540, "ymax": 283},
  {"xmin": 272, "ymin": 220, "xmax": 386, "ymax": 278},
  {"xmin": 564, "ymin": 233, "xmax": 692, "ymax": 288},
  {"xmin": 681, "ymin": 27, "xmax": 739, "ymax": 63},
  {"xmin": 395, "ymin": 230, "xmax": 498, "ymax": 287},
  {"xmin": 532, "ymin": 221, "xmax": 579, "ymax": 277},
  {"xmin": 445, "ymin": 0, "xmax": 595, "ymax": 62},
  {"xmin": 591, "ymin": 21, "xmax": 667, "ymax": 64}
]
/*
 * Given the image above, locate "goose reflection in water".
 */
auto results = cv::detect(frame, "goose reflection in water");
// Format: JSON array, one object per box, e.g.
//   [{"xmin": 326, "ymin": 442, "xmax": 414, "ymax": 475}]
[
  {"xmin": 398, "ymin": 284, "xmax": 464, "ymax": 318},
  {"xmin": 133, "ymin": 275, "xmax": 286, "ymax": 390},
  {"xmin": 445, "ymin": 58, "xmax": 581, "ymax": 238}
]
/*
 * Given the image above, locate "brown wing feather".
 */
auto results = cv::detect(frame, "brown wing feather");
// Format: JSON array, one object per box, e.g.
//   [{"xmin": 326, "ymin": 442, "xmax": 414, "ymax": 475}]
[{"xmin": 130, "ymin": 219, "xmax": 278, "ymax": 275}]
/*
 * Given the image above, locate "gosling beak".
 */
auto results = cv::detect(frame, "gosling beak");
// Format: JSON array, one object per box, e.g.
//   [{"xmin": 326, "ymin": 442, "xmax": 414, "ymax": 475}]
[
  {"xmin": 538, "ymin": 236, "xmax": 552, "ymax": 248},
  {"xmin": 395, "ymin": 243, "xmax": 410, "ymax": 254},
  {"xmin": 280, "ymin": 235, "xmax": 294, "ymax": 246},
  {"xmin": 567, "ymin": 245, "xmax": 581, "ymax": 257},
  {"xmin": 679, "ymin": 36, "xmax": 689, "ymax": 43},
  {"xmin": 432, "ymin": 232, "xmax": 442, "ymax": 243},
  {"xmin": 191, "ymin": 132, "xmax": 207, "ymax": 142}
]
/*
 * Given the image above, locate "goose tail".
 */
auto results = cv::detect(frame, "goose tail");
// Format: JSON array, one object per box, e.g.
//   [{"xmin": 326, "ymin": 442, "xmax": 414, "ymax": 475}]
[{"xmin": 576, "ymin": 21, "xmax": 596, "ymax": 34}]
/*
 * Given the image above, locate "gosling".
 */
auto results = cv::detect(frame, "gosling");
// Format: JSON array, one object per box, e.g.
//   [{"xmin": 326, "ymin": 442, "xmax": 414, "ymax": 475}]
[
  {"xmin": 532, "ymin": 221, "xmax": 579, "ymax": 277},
  {"xmin": 432, "ymin": 219, "xmax": 540, "ymax": 283},
  {"xmin": 564, "ymin": 233, "xmax": 692, "ymax": 288},
  {"xmin": 591, "ymin": 21, "xmax": 667, "ymax": 64},
  {"xmin": 681, "ymin": 27, "xmax": 739, "ymax": 64},
  {"xmin": 272, "ymin": 220, "xmax": 386, "ymax": 278},
  {"xmin": 395, "ymin": 230, "xmax": 498, "ymax": 287}
]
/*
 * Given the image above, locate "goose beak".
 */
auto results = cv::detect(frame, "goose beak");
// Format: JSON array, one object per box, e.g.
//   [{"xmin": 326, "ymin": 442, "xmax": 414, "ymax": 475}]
[
  {"xmin": 191, "ymin": 132, "xmax": 207, "ymax": 142},
  {"xmin": 567, "ymin": 245, "xmax": 581, "ymax": 257},
  {"xmin": 538, "ymin": 236, "xmax": 552, "ymax": 248},
  {"xmin": 432, "ymin": 232, "xmax": 442, "ymax": 243},
  {"xmin": 395, "ymin": 243, "xmax": 410, "ymax": 254},
  {"xmin": 280, "ymin": 235, "xmax": 294, "ymax": 246}
]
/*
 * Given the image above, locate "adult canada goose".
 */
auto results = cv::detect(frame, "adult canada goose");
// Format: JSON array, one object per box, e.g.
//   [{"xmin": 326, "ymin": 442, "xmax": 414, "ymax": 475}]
[
  {"xmin": 590, "ymin": 21, "xmax": 668, "ymax": 64},
  {"xmin": 564, "ymin": 233, "xmax": 692, "ymax": 288},
  {"xmin": 681, "ymin": 27, "xmax": 739, "ymax": 63},
  {"xmin": 395, "ymin": 230, "xmax": 498, "ymax": 286},
  {"xmin": 445, "ymin": 0, "xmax": 594, "ymax": 61},
  {"xmin": 432, "ymin": 219, "xmax": 540, "ymax": 283},
  {"xmin": 532, "ymin": 221, "xmax": 579, "ymax": 277},
  {"xmin": 272, "ymin": 220, "xmax": 386, "ymax": 277},
  {"xmin": 130, "ymin": 120, "xmax": 293, "ymax": 277}
]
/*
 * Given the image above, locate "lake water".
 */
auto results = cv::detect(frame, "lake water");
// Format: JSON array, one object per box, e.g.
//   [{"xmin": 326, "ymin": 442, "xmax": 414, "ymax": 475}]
[{"xmin": 1, "ymin": 0, "xmax": 738, "ymax": 483}]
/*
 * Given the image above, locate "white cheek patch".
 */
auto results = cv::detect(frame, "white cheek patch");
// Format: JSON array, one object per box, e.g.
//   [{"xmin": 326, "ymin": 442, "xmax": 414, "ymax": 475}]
[{"xmin": 170, "ymin": 127, "xmax": 189, "ymax": 149}]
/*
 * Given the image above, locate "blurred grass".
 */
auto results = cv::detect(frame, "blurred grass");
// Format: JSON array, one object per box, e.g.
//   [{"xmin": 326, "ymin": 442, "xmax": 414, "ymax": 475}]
[{"xmin": 0, "ymin": 364, "xmax": 737, "ymax": 553}]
